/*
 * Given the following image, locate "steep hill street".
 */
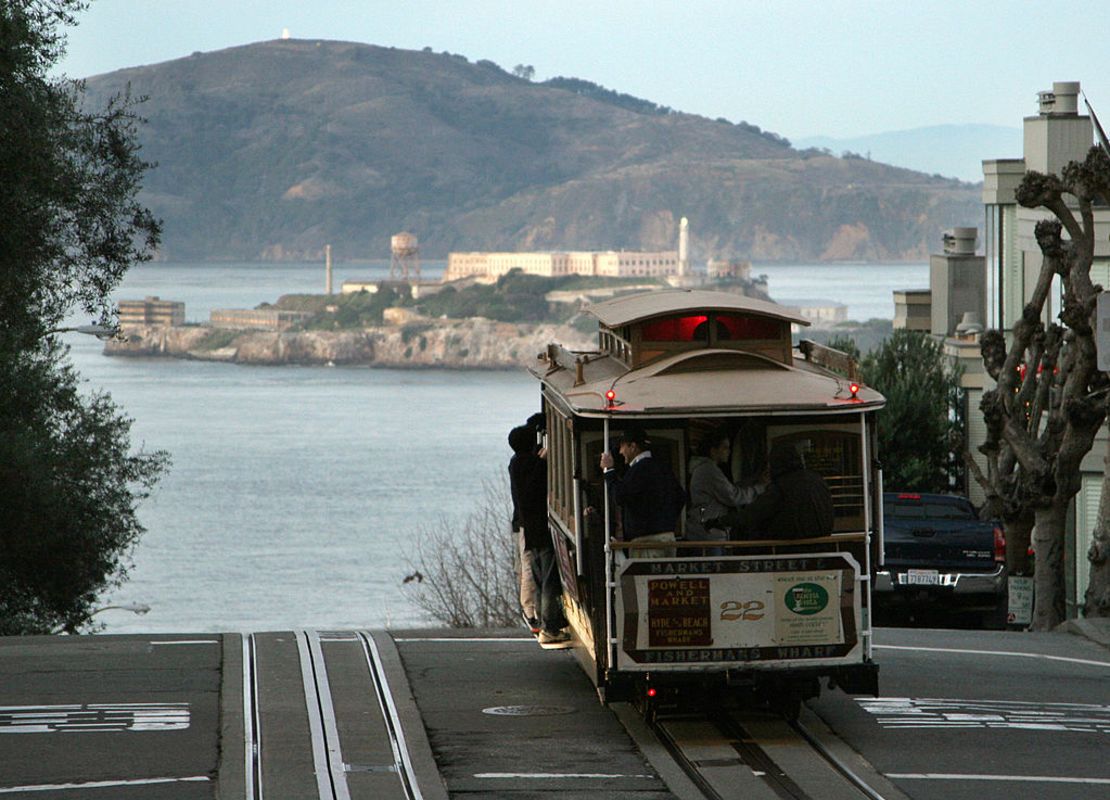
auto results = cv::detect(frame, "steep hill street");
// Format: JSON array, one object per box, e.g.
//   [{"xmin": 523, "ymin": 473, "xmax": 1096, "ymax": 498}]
[{"xmin": 1, "ymin": 624, "xmax": 1108, "ymax": 798}]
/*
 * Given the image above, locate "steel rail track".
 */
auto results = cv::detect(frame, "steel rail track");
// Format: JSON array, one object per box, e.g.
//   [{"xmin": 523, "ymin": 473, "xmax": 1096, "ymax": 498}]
[
  {"xmin": 356, "ymin": 630, "xmax": 423, "ymax": 800},
  {"xmin": 243, "ymin": 633, "xmax": 263, "ymax": 800},
  {"xmin": 789, "ymin": 718, "xmax": 887, "ymax": 800},
  {"xmin": 649, "ymin": 714, "xmax": 729, "ymax": 800},
  {"xmin": 651, "ymin": 706, "xmax": 888, "ymax": 800},
  {"xmin": 298, "ymin": 630, "xmax": 353, "ymax": 800},
  {"xmin": 243, "ymin": 630, "xmax": 422, "ymax": 800}
]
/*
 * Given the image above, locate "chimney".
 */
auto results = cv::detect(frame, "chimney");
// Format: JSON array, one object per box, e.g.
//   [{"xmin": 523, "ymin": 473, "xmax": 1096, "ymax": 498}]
[{"xmin": 930, "ymin": 228, "xmax": 985, "ymax": 337}]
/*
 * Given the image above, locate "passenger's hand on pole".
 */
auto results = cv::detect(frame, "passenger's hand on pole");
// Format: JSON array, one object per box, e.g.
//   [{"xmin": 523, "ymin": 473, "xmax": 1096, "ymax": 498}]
[
  {"xmin": 538, "ymin": 446, "xmax": 547, "ymax": 460},
  {"xmin": 600, "ymin": 451, "xmax": 614, "ymax": 470}
]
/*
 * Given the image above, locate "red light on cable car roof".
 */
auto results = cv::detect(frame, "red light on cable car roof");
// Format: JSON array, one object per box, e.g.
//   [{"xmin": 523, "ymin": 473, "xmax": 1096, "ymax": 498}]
[
  {"xmin": 647, "ymin": 687, "xmax": 657, "ymax": 698},
  {"xmin": 605, "ymin": 389, "xmax": 616, "ymax": 403},
  {"xmin": 849, "ymin": 382, "xmax": 860, "ymax": 397}
]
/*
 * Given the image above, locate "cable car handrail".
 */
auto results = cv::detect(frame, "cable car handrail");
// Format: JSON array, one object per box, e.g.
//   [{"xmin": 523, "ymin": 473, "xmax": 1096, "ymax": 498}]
[{"xmin": 610, "ymin": 532, "xmax": 867, "ymax": 550}]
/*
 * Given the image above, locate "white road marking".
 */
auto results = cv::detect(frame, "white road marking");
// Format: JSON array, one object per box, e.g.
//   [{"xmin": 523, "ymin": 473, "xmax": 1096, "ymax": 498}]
[
  {"xmin": 473, "ymin": 773, "xmax": 654, "ymax": 779},
  {"xmin": 859, "ymin": 697, "xmax": 1110, "ymax": 733},
  {"xmin": 875, "ymin": 643, "xmax": 1110, "ymax": 669},
  {"xmin": 394, "ymin": 637, "xmax": 535, "ymax": 643},
  {"xmin": 0, "ymin": 704, "xmax": 190, "ymax": 733},
  {"xmin": 0, "ymin": 776, "xmax": 209, "ymax": 793},
  {"xmin": 149, "ymin": 639, "xmax": 219, "ymax": 646},
  {"xmin": 888, "ymin": 773, "xmax": 1110, "ymax": 785}
]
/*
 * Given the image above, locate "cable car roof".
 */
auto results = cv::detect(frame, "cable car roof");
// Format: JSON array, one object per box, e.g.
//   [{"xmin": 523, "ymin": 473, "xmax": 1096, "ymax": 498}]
[
  {"xmin": 531, "ymin": 347, "xmax": 885, "ymax": 417},
  {"xmin": 585, "ymin": 289, "xmax": 810, "ymax": 328}
]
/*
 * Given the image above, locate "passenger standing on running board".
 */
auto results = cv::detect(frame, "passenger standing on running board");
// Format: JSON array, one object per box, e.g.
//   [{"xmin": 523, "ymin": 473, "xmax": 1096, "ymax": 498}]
[
  {"xmin": 508, "ymin": 424, "xmax": 571, "ymax": 648},
  {"xmin": 508, "ymin": 424, "xmax": 540, "ymax": 634}
]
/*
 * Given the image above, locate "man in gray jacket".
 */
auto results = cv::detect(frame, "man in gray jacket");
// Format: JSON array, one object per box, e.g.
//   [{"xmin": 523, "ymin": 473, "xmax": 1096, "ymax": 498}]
[{"xmin": 686, "ymin": 428, "xmax": 763, "ymax": 551}]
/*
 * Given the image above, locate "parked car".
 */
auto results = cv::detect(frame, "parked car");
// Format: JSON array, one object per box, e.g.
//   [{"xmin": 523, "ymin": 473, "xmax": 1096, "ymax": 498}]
[{"xmin": 874, "ymin": 492, "xmax": 1007, "ymax": 628}]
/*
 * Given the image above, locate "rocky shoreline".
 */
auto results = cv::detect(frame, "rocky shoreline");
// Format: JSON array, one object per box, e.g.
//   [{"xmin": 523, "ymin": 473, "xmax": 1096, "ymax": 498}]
[{"xmin": 104, "ymin": 319, "xmax": 593, "ymax": 369}]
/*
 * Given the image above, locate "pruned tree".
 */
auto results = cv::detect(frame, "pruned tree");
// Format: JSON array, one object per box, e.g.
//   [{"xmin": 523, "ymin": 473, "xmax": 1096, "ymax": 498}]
[
  {"xmin": 402, "ymin": 477, "xmax": 522, "ymax": 628},
  {"xmin": 973, "ymin": 145, "xmax": 1110, "ymax": 630},
  {"xmin": 1, "ymin": 1, "xmax": 167, "ymax": 633}
]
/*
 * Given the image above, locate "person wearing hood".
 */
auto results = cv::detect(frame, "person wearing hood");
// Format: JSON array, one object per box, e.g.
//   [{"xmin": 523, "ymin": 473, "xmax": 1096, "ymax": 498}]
[
  {"xmin": 737, "ymin": 441, "xmax": 834, "ymax": 539},
  {"xmin": 508, "ymin": 423, "xmax": 570, "ymax": 647},
  {"xmin": 508, "ymin": 424, "xmax": 540, "ymax": 634},
  {"xmin": 686, "ymin": 428, "xmax": 763, "ymax": 551}
]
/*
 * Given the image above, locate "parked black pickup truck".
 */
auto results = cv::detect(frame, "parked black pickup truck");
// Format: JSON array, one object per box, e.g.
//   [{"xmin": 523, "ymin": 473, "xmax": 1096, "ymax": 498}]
[{"xmin": 874, "ymin": 492, "xmax": 1007, "ymax": 627}]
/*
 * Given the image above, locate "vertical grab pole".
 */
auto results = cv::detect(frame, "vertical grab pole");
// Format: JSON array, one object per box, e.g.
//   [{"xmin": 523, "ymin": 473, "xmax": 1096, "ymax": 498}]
[
  {"xmin": 859, "ymin": 412, "xmax": 873, "ymax": 660},
  {"xmin": 603, "ymin": 416, "xmax": 616, "ymax": 672},
  {"xmin": 573, "ymin": 422, "xmax": 584, "ymax": 575}
]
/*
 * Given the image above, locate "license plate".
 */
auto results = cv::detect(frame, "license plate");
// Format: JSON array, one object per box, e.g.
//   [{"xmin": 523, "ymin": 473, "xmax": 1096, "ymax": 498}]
[{"xmin": 905, "ymin": 569, "xmax": 940, "ymax": 586}]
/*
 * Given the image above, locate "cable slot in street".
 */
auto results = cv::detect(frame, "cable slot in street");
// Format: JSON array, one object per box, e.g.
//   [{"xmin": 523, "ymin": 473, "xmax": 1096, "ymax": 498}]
[{"xmin": 356, "ymin": 630, "xmax": 422, "ymax": 800}]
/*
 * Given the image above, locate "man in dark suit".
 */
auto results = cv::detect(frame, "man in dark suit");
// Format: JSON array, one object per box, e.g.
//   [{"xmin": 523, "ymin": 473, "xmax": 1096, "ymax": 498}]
[{"xmin": 599, "ymin": 426, "xmax": 685, "ymax": 557}]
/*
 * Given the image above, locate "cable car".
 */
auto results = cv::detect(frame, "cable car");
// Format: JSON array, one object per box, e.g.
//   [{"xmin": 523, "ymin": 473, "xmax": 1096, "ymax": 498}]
[{"xmin": 528, "ymin": 289, "xmax": 885, "ymax": 713}]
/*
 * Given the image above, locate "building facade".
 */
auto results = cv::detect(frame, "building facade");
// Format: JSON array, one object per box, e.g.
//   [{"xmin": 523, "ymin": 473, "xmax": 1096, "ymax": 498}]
[
  {"xmin": 210, "ymin": 308, "xmax": 312, "ymax": 330},
  {"xmin": 444, "ymin": 250, "xmax": 681, "ymax": 281},
  {"xmin": 960, "ymin": 80, "xmax": 1108, "ymax": 616},
  {"xmin": 118, "ymin": 296, "xmax": 185, "ymax": 327}
]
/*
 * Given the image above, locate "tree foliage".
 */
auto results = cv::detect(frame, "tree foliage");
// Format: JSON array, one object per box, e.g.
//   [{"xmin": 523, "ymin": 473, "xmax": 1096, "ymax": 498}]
[
  {"xmin": 860, "ymin": 330, "xmax": 964, "ymax": 493},
  {"xmin": 0, "ymin": 1, "xmax": 167, "ymax": 633}
]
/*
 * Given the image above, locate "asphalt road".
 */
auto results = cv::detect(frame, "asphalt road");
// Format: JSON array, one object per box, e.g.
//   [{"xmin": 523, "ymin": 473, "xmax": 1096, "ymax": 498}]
[
  {"xmin": 3, "ymin": 625, "xmax": 1110, "ymax": 798},
  {"xmin": 0, "ymin": 634, "xmax": 222, "ymax": 798},
  {"xmin": 809, "ymin": 626, "xmax": 1110, "ymax": 800}
]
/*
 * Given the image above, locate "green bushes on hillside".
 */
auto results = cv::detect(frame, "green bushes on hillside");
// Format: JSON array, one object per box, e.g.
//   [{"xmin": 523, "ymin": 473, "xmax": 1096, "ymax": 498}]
[{"xmin": 275, "ymin": 287, "xmax": 402, "ymax": 329}]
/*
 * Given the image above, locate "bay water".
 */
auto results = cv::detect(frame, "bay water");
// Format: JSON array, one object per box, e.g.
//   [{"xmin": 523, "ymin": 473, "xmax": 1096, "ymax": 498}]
[{"xmin": 66, "ymin": 261, "xmax": 926, "ymax": 633}]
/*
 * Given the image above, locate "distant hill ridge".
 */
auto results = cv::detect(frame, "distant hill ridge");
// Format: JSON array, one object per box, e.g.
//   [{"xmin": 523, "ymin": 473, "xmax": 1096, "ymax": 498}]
[
  {"xmin": 83, "ymin": 39, "xmax": 981, "ymax": 262},
  {"xmin": 795, "ymin": 124, "xmax": 1024, "ymax": 183}
]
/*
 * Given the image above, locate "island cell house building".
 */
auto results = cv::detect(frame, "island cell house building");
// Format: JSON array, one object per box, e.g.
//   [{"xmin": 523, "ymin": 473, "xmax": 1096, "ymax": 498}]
[{"xmin": 444, "ymin": 249, "xmax": 682, "ymax": 280}]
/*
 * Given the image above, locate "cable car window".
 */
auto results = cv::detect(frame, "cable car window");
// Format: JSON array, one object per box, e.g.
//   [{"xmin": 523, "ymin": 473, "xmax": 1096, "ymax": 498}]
[
  {"xmin": 714, "ymin": 314, "xmax": 781, "ymax": 340},
  {"xmin": 771, "ymin": 428, "xmax": 864, "ymax": 531},
  {"xmin": 641, "ymin": 315, "xmax": 707, "ymax": 342}
]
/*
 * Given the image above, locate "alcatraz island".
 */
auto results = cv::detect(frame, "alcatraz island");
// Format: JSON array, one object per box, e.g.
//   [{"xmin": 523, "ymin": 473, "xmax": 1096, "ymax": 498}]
[{"xmin": 108, "ymin": 228, "xmax": 879, "ymax": 368}]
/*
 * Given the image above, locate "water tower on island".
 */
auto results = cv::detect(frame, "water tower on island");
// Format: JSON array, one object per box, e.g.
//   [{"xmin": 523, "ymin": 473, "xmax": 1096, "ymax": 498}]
[{"xmin": 390, "ymin": 232, "xmax": 420, "ymax": 281}]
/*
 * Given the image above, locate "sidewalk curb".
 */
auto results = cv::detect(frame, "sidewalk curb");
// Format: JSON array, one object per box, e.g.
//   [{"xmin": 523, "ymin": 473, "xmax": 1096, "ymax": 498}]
[{"xmin": 1057, "ymin": 617, "xmax": 1110, "ymax": 650}]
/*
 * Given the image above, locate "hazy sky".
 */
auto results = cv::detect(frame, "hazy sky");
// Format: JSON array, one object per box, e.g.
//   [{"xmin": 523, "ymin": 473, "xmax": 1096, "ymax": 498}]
[{"xmin": 56, "ymin": 0, "xmax": 1110, "ymax": 141}]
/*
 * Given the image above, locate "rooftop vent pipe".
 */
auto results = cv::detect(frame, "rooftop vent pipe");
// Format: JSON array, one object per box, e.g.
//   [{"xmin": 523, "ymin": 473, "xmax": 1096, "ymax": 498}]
[
  {"xmin": 942, "ymin": 227, "xmax": 977, "ymax": 255},
  {"xmin": 1038, "ymin": 81, "xmax": 1081, "ymax": 116}
]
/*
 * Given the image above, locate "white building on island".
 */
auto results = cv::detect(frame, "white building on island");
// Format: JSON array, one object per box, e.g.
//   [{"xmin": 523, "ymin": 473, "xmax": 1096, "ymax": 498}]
[{"xmin": 444, "ymin": 249, "xmax": 682, "ymax": 281}]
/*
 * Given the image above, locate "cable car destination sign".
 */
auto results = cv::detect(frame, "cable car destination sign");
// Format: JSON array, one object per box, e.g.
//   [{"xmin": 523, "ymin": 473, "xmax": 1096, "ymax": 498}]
[{"xmin": 616, "ymin": 553, "xmax": 861, "ymax": 668}]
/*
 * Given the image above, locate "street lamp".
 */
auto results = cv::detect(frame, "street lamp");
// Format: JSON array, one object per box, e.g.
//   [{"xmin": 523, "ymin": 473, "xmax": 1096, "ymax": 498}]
[
  {"xmin": 51, "ymin": 602, "xmax": 151, "ymax": 634},
  {"xmin": 47, "ymin": 324, "xmax": 120, "ymax": 340},
  {"xmin": 90, "ymin": 602, "xmax": 151, "ymax": 617}
]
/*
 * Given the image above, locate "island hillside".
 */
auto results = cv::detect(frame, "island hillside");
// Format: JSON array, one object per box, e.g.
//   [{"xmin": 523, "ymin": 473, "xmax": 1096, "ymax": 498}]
[
  {"xmin": 83, "ymin": 40, "xmax": 981, "ymax": 263},
  {"xmin": 105, "ymin": 271, "xmax": 891, "ymax": 367}
]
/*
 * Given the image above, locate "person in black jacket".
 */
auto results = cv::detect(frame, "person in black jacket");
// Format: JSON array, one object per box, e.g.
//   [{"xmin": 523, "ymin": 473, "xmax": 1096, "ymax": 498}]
[
  {"xmin": 737, "ymin": 441, "xmax": 834, "ymax": 539},
  {"xmin": 599, "ymin": 426, "xmax": 685, "ymax": 557},
  {"xmin": 508, "ymin": 425, "xmax": 569, "ymax": 647},
  {"xmin": 508, "ymin": 425, "xmax": 540, "ymax": 633}
]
